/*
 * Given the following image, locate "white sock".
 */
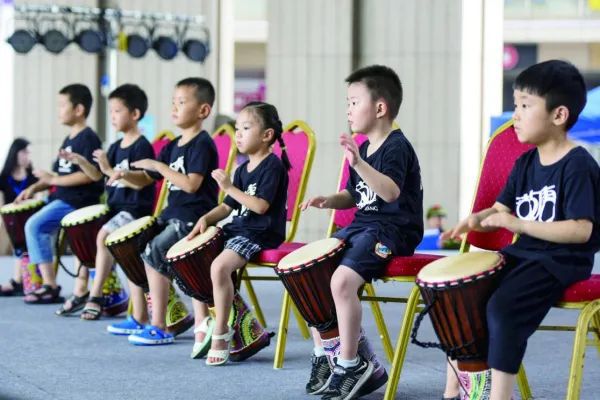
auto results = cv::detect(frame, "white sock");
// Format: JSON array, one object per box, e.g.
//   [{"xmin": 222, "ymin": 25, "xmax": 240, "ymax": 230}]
[
  {"xmin": 337, "ymin": 356, "xmax": 359, "ymax": 369},
  {"xmin": 313, "ymin": 346, "xmax": 326, "ymax": 357}
]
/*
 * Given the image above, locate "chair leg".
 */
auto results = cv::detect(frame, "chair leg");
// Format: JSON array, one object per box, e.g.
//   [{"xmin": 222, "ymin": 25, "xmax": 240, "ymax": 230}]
[
  {"xmin": 364, "ymin": 283, "xmax": 393, "ymax": 363},
  {"xmin": 516, "ymin": 363, "xmax": 533, "ymax": 400},
  {"xmin": 592, "ymin": 311, "xmax": 600, "ymax": 358},
  {"xmin": 383, "ymin": 285, "xmax": 421, "ymax": 400},
  {"xmin": 566, "ymin": 300, "xmax": 600, "ymax": 400},
  {"xmin": 273, "ymin": 290, "xmax": 292, "ymax": 369},
  {"xmin": 292, "ymin": 303, "xmax": 311, "ymax": 339},
  {"xmin": 52, "ymin": 229, "xmax": 66, "ymax": 275},
  {"xmin": 242, "ymin": 270, "xmax": 267, "ymax": 328}
]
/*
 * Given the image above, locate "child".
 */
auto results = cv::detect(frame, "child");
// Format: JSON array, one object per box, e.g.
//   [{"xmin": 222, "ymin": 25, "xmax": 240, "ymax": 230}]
[
  {"xmin": 16, "ymin": 84, "xmax": 104, "ymax": 304},
  {"xmin": 186, "ymin": 101, "xmax": 289, "ymax": 365},
  {"xmin": 0, "ymin": 138, "xmax": 38, "ymax": 295},
  {"xmin": 300, "ymin": 65, "xmax": 423, "ymax": 399},
  {"xmin": 122, "ymin": 77, "xmax": 219, "ymax": 345},
  {"xmin": 56, "ymin": 84, "xmax": 155, "ymax": 320},
  {"xmin": 441, "ymin": 60, "xmax": 600, "ymax": 400}
]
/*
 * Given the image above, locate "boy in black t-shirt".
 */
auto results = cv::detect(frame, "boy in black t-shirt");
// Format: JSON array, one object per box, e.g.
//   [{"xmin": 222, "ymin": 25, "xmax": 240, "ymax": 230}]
[
  {"xmin": 441, "ymin": 60, "xmax": 600, "ymax": 400},
  {"xmin": 17, "ymin": 84, "xmax": 103, "ymax": 305},
  {"xmin": 122, "ymin": 78, "xmax": 219, "ymax": 345},
  {"xmin": 300, "ymin": 65, "xmax": 423, "ymax": 399},
  {"xmin": 56, "ymin": 84, "xmax": 155, "ymax": 320}
]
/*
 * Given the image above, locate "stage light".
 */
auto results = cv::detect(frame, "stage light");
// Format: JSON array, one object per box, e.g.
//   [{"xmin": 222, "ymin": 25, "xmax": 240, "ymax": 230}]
[
  {"xmin": 6, "ymin": 29, "xmax": 37, "ymax": 54},
  {"xmin": 74, "ymin": 19, "xmax": 104, "ymax": 53},
  {"xmin": 182, "ymin": 27, "xmax": 210, "ymax": 63},
  {"xmin": 126, "ymin": 33, "xmax": 150, "ymax": 58},
  {"xmin": 152, "ymin": 35, "xmax": 178, "ymax": 60},
  {"xmin": 41, "ymin": 28, "xmax": 69, "ymax": 53}
]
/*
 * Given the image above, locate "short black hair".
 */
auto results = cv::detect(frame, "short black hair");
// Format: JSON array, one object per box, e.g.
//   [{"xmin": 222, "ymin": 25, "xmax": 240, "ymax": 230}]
[
  {"xmin": 345, "ymin": 65, "xmax": 403, "ymax": 120},
  {"xmin": 176, "ymin": 77, "xmax": 215, "ymax": 107},
  {"xmin": 514, "ymin": 60, "xmax": 586, "ymax": 130},
  {"xmin": 59, "ymin": 84, "xmax": 93, "ymax": 118},
  {"xmin": 109, "ymin": 84, "xmax": 149, "ymax": 120}
]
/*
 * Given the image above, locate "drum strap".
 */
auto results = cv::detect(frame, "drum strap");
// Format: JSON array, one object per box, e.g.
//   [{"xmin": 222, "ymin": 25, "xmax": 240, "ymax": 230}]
[
  {"xmin": 410, "ymin": 291, "xmax": 445, "ymax": 351},
  {"xmin": 55, "ymin": 228, "xmax": 84, "ymax": 278}
]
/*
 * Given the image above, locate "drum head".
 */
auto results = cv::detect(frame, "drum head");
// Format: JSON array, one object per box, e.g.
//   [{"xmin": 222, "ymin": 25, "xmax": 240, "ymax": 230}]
[
  {"xmin": 61, "ymin": 204, "xmax": 109, "ymax": 227},
  {"xmin": 0, "ymin": 199, "xmax": 44, "ymax": 214},
  {"xmin": 417, "ymin": 252, "xmax": 502, "ymax": 285},
  {"xmin": 278, "ymin": 238, "xmax": 343, "ymax": 270},
  {"xmin": 166, "ymin": 226, "xmax": 219, "ymax": 259},
  {"xmin": 105, "ymin": 216, "xmax": 154, "ymax": 245}
]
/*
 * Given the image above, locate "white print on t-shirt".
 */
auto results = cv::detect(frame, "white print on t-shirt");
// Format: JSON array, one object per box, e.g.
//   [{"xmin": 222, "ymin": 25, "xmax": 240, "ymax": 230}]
[
  {"xmin": 239, "ymin": 183, "xmax": 257, "ymax": 216},
  {"xmin": 167, "ymin": 156, "xmax": 186, "ymax": 191},
  {"xmin": 58, "ymin": 146, "xmax": 73, "ymax": 173},
  {"xmin": 356, "ymin": 180, "xmax": 378, "ymax": 211},
  {"xmin": 110, "ymin": 159, "xmax": 130, "ymax": 188},
  {"xmin": 515, "ymin": 185, "xmax": 556, "ymax": 222}
]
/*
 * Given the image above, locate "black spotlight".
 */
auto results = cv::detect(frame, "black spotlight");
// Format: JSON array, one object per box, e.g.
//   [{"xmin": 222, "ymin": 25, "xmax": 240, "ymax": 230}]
[
  {"xmin": 182, "ymin": 38, "xmax": 209, "ymax": 63},
  {"xmin": 42, "ymin": 28, "xmax": 70, "ymax": 54},
  {"xmin": 75, "ymin": 28, "xmax": 104, "ymax": 53},
  {"xmin": 126, "ymin": 33, "xmax": 150, "ymax": 58},
  {"xmin": 153, "ymin": 35, "xmax": 178, "ymax": 60},
  {"xmin": 6, "ymin": 29, "xmax": 37, "ymax": 54}
]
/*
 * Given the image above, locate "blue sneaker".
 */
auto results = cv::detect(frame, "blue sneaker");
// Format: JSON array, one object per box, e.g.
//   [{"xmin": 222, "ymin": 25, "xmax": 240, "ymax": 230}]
[
  {"xmin": 128, "ymin": 325, "xmax": 174, "ymax": 346},
  {"xmin": 107, "ymin": 316, "xmax": 144, "ymax": 336}
]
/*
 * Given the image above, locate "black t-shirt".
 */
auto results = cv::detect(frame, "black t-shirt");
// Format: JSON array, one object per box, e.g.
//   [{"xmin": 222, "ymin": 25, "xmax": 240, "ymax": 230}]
[
  {"xmin": 223, "ymin": 153, "xmax": 288, "ymax": 249},
  {"xmin": 0, "ymin": 172, "xmax": 38, "ymax": 204},
  {"xmin": 51, "ymin": 127, "xmax": 104, "ymax": 208},
  {"xmin": 339, "ymin": 129, "xmax": 424, "ymax": 254},
  {"xmin": 497, "ymin": 147, "xmax": 600, "ymax": 285},
  {"xmin": 149, "ymin": 131, "xmax": 218, "ymax": 224},
  {"xmin": 106, "ymin": 136, "xmax": 155, "ymax": 218}
]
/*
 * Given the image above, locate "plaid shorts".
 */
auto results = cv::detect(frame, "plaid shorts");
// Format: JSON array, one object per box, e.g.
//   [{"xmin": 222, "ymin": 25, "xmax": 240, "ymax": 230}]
[
  {"xmin": 225, "ymin": 236, "xmax": 263, "ymax": 261},
  {"xmin": 102, "ymin": 210, "xmax": 136, "ymax": 234}
]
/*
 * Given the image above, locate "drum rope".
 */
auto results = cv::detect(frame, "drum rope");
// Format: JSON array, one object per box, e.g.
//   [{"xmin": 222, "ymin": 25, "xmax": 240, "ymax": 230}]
[{"xmin": 54, "ymin": 228, "xmax": 85, "ymax": 278}]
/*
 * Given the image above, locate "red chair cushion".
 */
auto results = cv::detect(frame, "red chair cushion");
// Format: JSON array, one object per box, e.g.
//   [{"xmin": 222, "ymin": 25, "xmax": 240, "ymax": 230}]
[
  {"xmin": 560, "ymin": 274, "xmax": 600, "ymax": 303},
  {"xmin": 382, "ymin": 253, "xmax": 445, "ymax": 277},
  {"xmin": 253, "ymin": 242, "xmax": 307, "ymax": 265}
]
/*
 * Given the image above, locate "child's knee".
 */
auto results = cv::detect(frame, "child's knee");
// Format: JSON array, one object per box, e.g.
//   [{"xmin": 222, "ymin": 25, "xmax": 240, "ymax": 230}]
[
  {"xmin": 210, "ymin": 260, "xmax": 229, "ymax": 280},
  {"xmin": 330, "ymin": 274, "xmax": 354, "ymax": 298}
]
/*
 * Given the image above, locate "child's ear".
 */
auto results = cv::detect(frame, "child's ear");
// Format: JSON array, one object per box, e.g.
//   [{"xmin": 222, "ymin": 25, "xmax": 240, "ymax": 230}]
[
  {"xmin": 132, "ymin": 108, "xmax": 142, "ymax": 121},
  {"xmin": 74, "ymin": 103, "xmax": 86, "ymax": 118},
  {"xmin": 375, "ymin": 99, "xmax": 388, "ymax": 119},
  {"xmin": 263, "ymin": 128, "xmax": 275, "ymax": 143},
  {"xmin": 197, "ymin": 103, "xmax": 212, "ymax": 120},
  {"xmin": 552, "ymin": 105, "xmax": 570, "ymax": 127}
]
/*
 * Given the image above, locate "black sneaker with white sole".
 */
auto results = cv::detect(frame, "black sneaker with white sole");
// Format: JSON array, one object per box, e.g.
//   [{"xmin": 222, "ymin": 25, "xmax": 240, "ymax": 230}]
[
  {"xmin": 306, "ymin": 355, "xmax": 332, "ymax": 395},
  {"xmin": 321, "ymin": 356, "xmax": 374, "ymax": 400}
]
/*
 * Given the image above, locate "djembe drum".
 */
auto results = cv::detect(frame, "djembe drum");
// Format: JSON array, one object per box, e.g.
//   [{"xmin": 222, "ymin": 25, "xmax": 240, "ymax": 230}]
[{"xmin": 60, "ymin": 204, "xmax": 109, "ymax": 268}]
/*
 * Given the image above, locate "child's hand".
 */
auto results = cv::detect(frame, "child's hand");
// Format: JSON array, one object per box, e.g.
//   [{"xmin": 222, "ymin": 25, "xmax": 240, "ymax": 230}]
[
  {"xmin": 299, "ymin": 196, "xmax": 329, "ymax": 211},
  {"xmin": 92, "ymin": 149, "xmax": 110, "ymax": 172},
  {"xmin": 340, "ymin": 133, "xmax": 361, "ymax": 167},
  {"xmin": 106, "ymin": 170, "xmax": 123, "ymax": 186},
  {"xmin": 131, "ymin": 159, "xmax": 158, "ymax": 172},
  {"xmin": 211, "ymin": 169, "xmax": 232, "ymax": 191},
  {"xmin": 59, "ymin": 149, "xmax": 84, "ymax": 165},
  {"xmin": 33, "ymin": 169, "xmax": 54, "ymax": 185},
  {"xmin": 187, "ymin": 217, "xmax": 208, "ymax": 239},
  {"xmin": 15, "ymin": 188, "xmax": 33, "ymax": 203},
  {"xmin": 441, "ymin": 215, "xmax": 479, "ymax": 241},
  {"xmin": 481, "ymin": 212, "xmax": 522, "ymax": 233}
]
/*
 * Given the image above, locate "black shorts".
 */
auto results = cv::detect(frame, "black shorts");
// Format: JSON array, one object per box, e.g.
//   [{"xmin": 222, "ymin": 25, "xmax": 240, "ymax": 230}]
[{"xmin": 333, "ymin": 227, "xmax": 392, "ymax": 282}]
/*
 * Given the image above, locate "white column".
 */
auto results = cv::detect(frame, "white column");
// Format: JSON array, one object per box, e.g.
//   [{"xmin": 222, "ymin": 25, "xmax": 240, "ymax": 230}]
[
  {"xmin": 0, "ymin": 3, "xmax": 15, "ymax": 161},
  {"xmin": 217, "ymin": 0, "xmax": 235, "ymax": 116}
]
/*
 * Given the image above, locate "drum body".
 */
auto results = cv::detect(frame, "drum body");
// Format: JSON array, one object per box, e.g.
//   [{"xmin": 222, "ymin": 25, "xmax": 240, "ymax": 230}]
[
  {"xmin": 166, "ymin": 226, "xmax": 224, "ymax": 305},
  {"xmin": 61, "ymin": 204, "xmax": 109, "ymax": 268},
  {"xmin": 0, "ymin": 199, "xmax": 44, "ymax": 254},
  {"xmin": 105, "ymin": 216, "xmax": 158, "ymax": 291},
  {"xmin": 415, "ymin": 252, "xmax": 505, "ymax": 372},
  {"xmin": 275, "ymin": 238, "xmax": 345, "ymax": 339}
]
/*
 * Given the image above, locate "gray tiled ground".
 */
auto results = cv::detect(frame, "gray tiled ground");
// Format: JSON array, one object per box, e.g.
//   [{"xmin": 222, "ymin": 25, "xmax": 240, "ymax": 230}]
[{"xmin": 0, "ymin": 255, "xmax": 599, "ymax": 400}]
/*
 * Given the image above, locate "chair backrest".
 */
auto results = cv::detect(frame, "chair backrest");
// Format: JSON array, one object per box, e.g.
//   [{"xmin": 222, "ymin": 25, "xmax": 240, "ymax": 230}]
[
  {"xmin": 211, "ymin": 124, "xmax": 238, "ymax": 203},
  {"xmin": 464, "ymin": 120, "xmax": 535, "ymax": 251},
  {"xmin": 151, "ymin": 130, "xmax": 175, "ymax": 216},
  {"xmin": 326, "ymin": 134, "xmax": 368, "ymax": 236},
  {"xmin": 272, "ymin": 120, "xmax": 316, "ymax": 242}
]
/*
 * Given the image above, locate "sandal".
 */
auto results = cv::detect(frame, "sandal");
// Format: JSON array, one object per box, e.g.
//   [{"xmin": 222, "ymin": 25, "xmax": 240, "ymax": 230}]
[
  {"xmin": 0, "ymin": 279, "xmax": 24, "ymax": 296},
  {"xmin": 190, "ymin": 316, "xmax": 214, "ymax": 359},
  {"xmin": 24, "ymin": 285, "xmax": 64, "ymax": 305},
  {"xmin": 206, "ymin": 327, "xmax": 234, "ymax": 366},
  {"xmin": 55, "ymin": 292, "xmax": 90, "ymax": 316},
  {"xmin": 80, "ymin": 296, "xmax": 106, "ymax": 321}
]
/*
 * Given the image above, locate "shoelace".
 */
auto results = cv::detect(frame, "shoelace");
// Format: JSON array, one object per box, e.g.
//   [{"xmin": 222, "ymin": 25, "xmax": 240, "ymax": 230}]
[{"xmin": 309, "ymin": 357, "xmax": 327, "ymax": 380}]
